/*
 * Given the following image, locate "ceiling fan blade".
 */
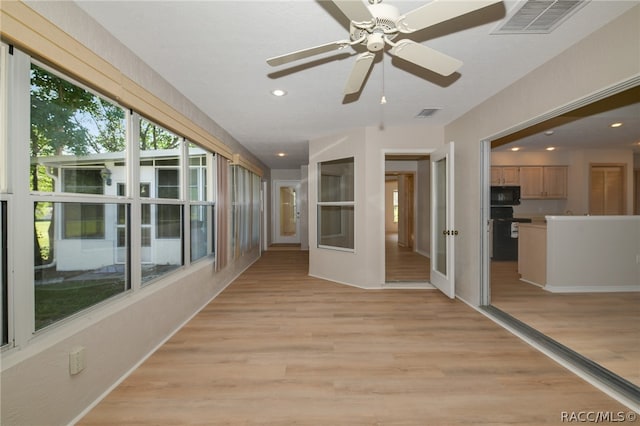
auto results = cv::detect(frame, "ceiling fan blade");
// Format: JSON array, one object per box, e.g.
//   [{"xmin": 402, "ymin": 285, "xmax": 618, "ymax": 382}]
[
  {"xmin": 344, "ymin": 52, "xmax": 375, "ymax": 95},
  {"xmin": 397, "ymin": 0, "xmax": 502, "ymax": 33},
  {"xmin": 267, "ymin": 40, "xmax": 351, "ymax": 66},
  {"xmin": 390, "ymin": 39, "xmax": 462, "ymax": 76},
  {"xmin": 332, "ymin": 0, "xmax": 373, "ymax": 23}
]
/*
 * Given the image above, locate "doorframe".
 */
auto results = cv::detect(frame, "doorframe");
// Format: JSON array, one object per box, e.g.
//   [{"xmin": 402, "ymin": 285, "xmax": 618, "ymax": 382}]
[
  {"xmin": 262, "ymin": 180, "xmax": 268, "ymax": 252},
  {"xmin": 381, "ymin": 149, "xmax": 433, "ymax": 286}
]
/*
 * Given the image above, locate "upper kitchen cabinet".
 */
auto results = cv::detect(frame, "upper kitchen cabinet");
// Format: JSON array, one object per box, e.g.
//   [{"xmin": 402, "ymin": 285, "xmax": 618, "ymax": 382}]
[
  {"xmin": 491, "ymin": 166, "xmax": 520, "ymax": 185},
  {"xmin": 520, "ymin": 166, "xmax": 568, "ymax": 199}
]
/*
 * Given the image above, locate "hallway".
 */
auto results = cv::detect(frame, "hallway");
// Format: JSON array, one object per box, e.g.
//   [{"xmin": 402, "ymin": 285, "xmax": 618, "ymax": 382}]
[{"xmin": 80, "ymin": 251, "xmax": 628, "ymax": 425}]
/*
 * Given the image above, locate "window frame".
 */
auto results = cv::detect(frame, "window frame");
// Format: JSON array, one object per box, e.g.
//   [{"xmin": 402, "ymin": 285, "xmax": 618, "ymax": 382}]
[
  {"xmin": 316, "ymin": 157, "xmax": 356, "ymax": 252},
  {"xmin": 188, "ymin": 145, "xmax": 216, "ymax": 263},
  {"xmin": 3, "ymin": 43, "xmax": 223, "ymax": 345}
]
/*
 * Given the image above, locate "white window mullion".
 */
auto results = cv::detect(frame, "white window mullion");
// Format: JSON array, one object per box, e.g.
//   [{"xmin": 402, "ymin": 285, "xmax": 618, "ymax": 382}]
[
  {"xmin": 9, "ymin": 48, "xmax": 35, "ymax": 345},
  {"xmin": 129, "ymin": 113, "xmax": 142, "ymax": 292},
  {"xmin": 181, "ymin": 139, "xmax": 190, "ymax": 267},
  {"xmin": 209, "ymin": 154, "xmax": 217, "ymax": 257}
]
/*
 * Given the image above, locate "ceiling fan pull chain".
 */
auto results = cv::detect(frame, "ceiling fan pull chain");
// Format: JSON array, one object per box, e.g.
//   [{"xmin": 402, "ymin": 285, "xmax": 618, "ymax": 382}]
[{"xmin": 380, "ymin": 54, "xmax": 387, "ymax": 105}]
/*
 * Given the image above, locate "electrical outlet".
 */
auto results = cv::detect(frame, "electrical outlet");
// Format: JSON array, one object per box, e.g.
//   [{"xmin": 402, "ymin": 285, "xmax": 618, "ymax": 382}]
[{"xmin": 69, "ymin": 346, "xmax": 86, "ymax": 375}]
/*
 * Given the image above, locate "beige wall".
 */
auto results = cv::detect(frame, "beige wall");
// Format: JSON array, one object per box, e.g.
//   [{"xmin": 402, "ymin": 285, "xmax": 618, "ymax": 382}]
[
  {"xmin": 446, "ymin": 6, "xmax": 640, "ymax": 304},
  {"xmin": 1, "ymin": 2, "xmax": 264, "ymax": 425},
  {"xmin": 309, "ymin": 124, "xmax": 443, "ymax": 288}
]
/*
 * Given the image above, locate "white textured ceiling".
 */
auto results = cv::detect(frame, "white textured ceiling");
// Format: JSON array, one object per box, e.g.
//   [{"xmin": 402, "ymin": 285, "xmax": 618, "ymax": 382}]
[{"xmin": 74, "ymin": 0, "xmax": 638, "ymax": 169}]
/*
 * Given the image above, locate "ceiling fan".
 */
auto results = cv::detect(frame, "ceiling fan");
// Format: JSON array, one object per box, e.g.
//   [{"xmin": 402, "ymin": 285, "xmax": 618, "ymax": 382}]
[{"xmin": 267, "ymin": 0, "xmax": 502, "ymax": 96}]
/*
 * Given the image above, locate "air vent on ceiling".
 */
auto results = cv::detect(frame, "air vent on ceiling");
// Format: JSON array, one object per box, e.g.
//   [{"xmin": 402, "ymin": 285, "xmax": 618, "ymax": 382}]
[
  {"xmin": 493, "ymin": 0, "xmax": 589, "ymax": 34},
  {"xmin": 415, "ymin": 108, "xmax": 439, "ymax": 118}
]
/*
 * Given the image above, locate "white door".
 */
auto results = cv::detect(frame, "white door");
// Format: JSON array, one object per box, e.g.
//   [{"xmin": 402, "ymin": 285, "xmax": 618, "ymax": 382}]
[
  {"xmin": 274, "ymin": 180, "xmax": 301, "ymax": 244},
  {"xmin": 430, "ymin": 142, "xmax": 455, "ymax": 298}
]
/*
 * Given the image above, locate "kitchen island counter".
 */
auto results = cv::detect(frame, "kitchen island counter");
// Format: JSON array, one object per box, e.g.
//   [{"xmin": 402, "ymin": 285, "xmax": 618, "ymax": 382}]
[{"xmin": 518, "ymin": 222, "xmax": 547, "ymax": 286}]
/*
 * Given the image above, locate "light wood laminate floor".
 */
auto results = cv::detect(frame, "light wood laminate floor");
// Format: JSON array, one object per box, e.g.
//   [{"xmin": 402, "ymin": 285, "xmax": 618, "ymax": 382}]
[
  {"xmin": 491, "ymin": 260, "xmax": 640, "ymax": 386},
  {"xmin": 385, "ymin": 233, "xmax": 430, "ymax": 282},
  {"xmin": 80, "ymin": 251, "xmax": 629, "ymax": 425}
]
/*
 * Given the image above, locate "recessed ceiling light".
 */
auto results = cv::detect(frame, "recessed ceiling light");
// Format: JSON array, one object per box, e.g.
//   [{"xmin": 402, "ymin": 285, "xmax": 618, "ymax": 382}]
[
  {"xmin": 610, "ymin": 122, "xmax": 623, "ymax": 128},
  {"xmin": 546, "ymin": 146, "xmax": 556, "ymax": 151},
  {"xmin": 510, "ymin": 147, "xmax": 520, "ymax": 152},
  {"xmin": 277, "ymin": 152, "xmax": 286, "ymax": 157},
  {"xmin": 271, "ymin": 89, "xmax": 287, "ymax": 97},
  {"xmin": 544, "ymin": 130, "xmax": 554, "ymax": 136}
]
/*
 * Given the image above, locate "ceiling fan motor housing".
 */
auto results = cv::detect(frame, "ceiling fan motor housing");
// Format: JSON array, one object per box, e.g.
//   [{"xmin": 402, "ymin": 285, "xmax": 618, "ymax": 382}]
[
  {"xmin": 367, "ymin": 32, "xmax": 385, "ymax": 51},
  {"xmin": 349, "ymin": 2, "xmax": 400, "ymax": 48}
]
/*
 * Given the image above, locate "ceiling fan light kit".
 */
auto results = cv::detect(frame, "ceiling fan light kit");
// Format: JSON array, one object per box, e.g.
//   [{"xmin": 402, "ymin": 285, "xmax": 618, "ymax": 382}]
[{"xmin": 266, "ymin": 0, "xmax": 502, "ymax": 96}]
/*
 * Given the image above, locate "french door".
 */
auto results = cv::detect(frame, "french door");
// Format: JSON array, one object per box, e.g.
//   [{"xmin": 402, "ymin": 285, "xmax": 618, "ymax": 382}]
[
  {"xmin": 273, "ymin": 180, "xmax": 301, "ymax": 244},
  {"xmin": 430, "ymin": 142, "xmax": 455, "ymax": 298}
]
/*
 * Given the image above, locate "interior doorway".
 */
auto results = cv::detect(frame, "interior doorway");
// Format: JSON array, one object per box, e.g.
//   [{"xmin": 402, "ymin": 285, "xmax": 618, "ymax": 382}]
[
  {"xmin": 273, "ymin": 180, "xmax": 301, "ymax": 244},
  {"xmin": 384, "ymin": 155, "xmax": 430, "ymax": 283}
]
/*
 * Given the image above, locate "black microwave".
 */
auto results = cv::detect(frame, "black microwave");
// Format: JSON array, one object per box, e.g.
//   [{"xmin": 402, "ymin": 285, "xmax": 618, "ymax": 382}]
[{"xmin": 491, "ymin": 186, "xmax": 521, "ymax": 206}]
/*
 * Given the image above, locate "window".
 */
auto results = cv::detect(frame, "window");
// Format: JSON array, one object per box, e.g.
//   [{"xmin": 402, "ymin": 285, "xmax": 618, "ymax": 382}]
[
  {"xmin": 188, "ymin": 144, "xmax": 215, "ymax": 263},
  {"xmin": 317, "ymin": 157, "xmax": 355, "ymax": 250},
  {"xmin": 231, "ymin": 165, "xmax": 261, "ymax": 258},
  {"xmin": 34, "ymin": 202, "xmax": 129, "ymax": 330},
  {"xmin": 155, "ymin": 169, "xmax": 181, "ymax": 239},
  {"xmin": 139, "ymin": 119, "xmax": 183, "ymax": 284},
  {"xmin": 30, "ymin": 63, "xmax": 126, "ymax": 195},
  {"xmin": 30, "ymin": 63, "xmax": 129, "ymax": 329},
  {"xmin": 62, "ymin": 169, "xmax": 105, "ymax": 239},
  {"xmin": 157, "ymin": 169, "xmax": 179, "ymax": 199},
  {"xmin": 7, "ymin": 47, "xmax": 223, "ymax": 341}
]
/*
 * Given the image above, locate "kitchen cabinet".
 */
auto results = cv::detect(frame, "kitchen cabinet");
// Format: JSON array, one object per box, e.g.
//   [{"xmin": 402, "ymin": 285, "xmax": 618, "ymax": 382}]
[
  {"xmin": 520, "ymin": 166, "xmax": 567, "ymax": 199},
  {"xmin": 491, "ymin": 166, "xmax": 520, "ymax": 185}
]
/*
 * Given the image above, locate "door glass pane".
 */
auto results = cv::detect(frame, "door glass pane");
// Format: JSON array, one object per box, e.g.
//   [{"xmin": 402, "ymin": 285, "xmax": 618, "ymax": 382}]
[
  {"xmin": 279, "ymin": 186, "xmax": 296, "ymax": 237},
  {"xmin": 435, "ymin": 158, "xmax": 447, "ymax": 275}
]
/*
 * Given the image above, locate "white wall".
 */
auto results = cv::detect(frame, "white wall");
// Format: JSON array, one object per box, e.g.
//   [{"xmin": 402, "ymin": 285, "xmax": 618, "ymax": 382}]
[
  {"xmin": 300, "ymin": 165, "xmax": 309, "ymax": 250},
  {"xmin": 416, "ymin": 159, "xmax": 431, "ymax": 257},
  {"xmin": 546, "ymin": 216, "xmax": 640, "ymax": 292},
  {"xmin": 446, "ymin": 6, "xmax": 640, "ymax": 305},
  {"xmin": 309, "ymin": 124, "xmax": 443, "ymax": 288}
]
